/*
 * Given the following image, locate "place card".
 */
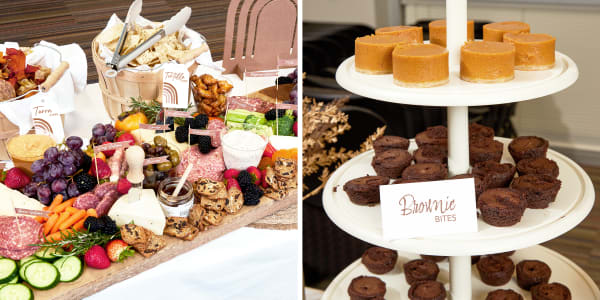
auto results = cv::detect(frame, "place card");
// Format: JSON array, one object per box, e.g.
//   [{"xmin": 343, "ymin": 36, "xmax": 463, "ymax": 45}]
[
  {"xmin": 162, "ymin": 63, "xmax": 190, "ymax": 109},
  {"xmin": 143, "ymin": 156, "xmax": 169, "ymax": 166},
  {"xmin": 379, "ymin": 178, "xmax": 478, "ymax": 240},
  {"xmin": 30, "ymin": 94, "xmax": 64, "ymax": 142}
]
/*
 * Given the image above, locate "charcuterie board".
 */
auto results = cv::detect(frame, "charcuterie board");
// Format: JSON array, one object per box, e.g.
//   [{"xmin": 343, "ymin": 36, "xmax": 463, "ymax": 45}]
[{"xmin": 32, "ymin": 190, "xmax": 296, "ymax": 300}]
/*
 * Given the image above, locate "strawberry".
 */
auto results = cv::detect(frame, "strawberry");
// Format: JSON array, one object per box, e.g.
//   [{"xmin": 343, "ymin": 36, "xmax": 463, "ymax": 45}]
[
  {"xmin": 262, "ymin": 142, "xmax": 277, "ymax": 158},
  {"xmin": 261, "ymin": 170, "xmax": 269, "ymax": 189},
  {"xmin": 84, "ymin": 245, "xmax": 111, "ymax": 269},
  {"xmin": 226, "ymin": 178, "xmax": 240, "ymax": 191},
  {"xmin": 116, "ymin": 132, "xmax": 136, "ymax": 146},
  {"xmin": 223, "ymin": 169, "xmax": 240, "ymax": 180},
  {"xmin": 90, "ymin": 158, "xmax": 111, "ymax": 179},
  {"xmin": 117, "ymin": 178, "xmax": 131, "ymax": 194},
  {"xmin": 246, "ymin": 166, "xmax": 261, "ymax": 185},
  {"xmin": 293, "ymin": 121, "xmax": 298, "ymax": 136},
  {"xmin": 101, "ymin": 141, "xmax": 116, "ymax": 157},
  {"xmin": 105, "ymin": 239, "xmax": 135, "ymax": 263},
  {"xmin": 4, "ymin": 168, "xmax": 30, "ymax": 189}
]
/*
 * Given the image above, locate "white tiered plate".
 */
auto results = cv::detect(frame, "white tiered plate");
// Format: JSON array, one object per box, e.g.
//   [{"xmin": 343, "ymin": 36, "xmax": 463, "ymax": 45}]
[
  {"xmin": 322, "ymin": 137, "xmax": 595, "ymax": 256},
  {"xmin": 335, "ymin": 52, "xmax": 578, "ymax": 106},
  {"xmin": 322, "ymin": 245, "xmax": 600, "ymax": 300}
]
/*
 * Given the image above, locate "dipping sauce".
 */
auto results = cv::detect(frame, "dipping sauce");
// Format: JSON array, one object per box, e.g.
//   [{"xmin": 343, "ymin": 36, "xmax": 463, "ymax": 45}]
[
  {"xmin": 158, "ymin": 177, "xmax": 194, "ymax": 217},
  {"xmin": 221, "ymin": 130, "xmax": 267, "ymax": 170}
]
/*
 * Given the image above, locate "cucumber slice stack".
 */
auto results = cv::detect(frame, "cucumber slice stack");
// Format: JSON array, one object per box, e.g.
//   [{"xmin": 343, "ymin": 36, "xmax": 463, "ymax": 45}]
[{"xmin": 0, "ymin": 284, "xmax": 33, "ymax": 300}]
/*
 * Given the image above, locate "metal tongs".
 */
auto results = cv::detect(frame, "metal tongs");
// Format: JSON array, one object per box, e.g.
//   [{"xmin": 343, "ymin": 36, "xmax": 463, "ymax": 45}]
[{"xmin": 106, "ymin": 0, "xmax": 191, "ymax": 71}]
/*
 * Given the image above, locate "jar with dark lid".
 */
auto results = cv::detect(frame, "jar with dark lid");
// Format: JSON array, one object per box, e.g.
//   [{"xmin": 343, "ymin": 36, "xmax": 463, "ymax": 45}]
[{"xmin": 157, "ymin": 177, "xmax": 194, "ymax": 217}]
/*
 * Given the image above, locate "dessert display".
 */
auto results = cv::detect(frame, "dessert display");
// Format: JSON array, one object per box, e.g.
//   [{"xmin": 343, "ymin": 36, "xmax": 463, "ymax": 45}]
[
  {"xmin": 403, "ymin": 259, "xmax": 440, "ymax": 285},
  {"xmin": 392, "ymin": 43, "xmax": 449, "ymax": 88},
  {"xmin": 477, "ymin": 255, "xmax": 516, "ymax": 286},
  {"xmin": 483, "ymin": 21, "xmax": 531, "ymax": 42},
  {"xmin": 460, "ymin": 41, "xmax": 516, "ymax": 83},
  {"xmin": 347, "ymin": 275, "xmax": 387, "ymax": 300},
  {"xmin": 531, "ymin": 282, "xmax": 572, "ymax": 300},
  {"xmin": 469, "ymin": 123, "xmax": 495, "ymax": 141},
  {"xmin": 407, "ymin": 280, "xmax": 446, "ymax": 300},
  {"xmin": 486, "ymin": 289, "xmax": 524, "ymax": 300},
  {"xmin": 343, "ymin": 176, "xmax": 389, "ymax": 206},
  {"xmin": 401, "ymin": 163, "xmax": 448, "ymax": 182},
  {"xmin": 511, "ymin": 174, "xmax": 561, "ymax": 209},
  {"xmin": 355, "ymin": 35, "xmax": 409, "ymax": 74},
  {"xmin": 469, "ymin": 138, "xmax": 504, "ymax": 165},
  {"xmin": 478, "ymin": 188, "xmax": 527, "ymax": 227},
  {"xmin": 373, "ymin": 135, "xmax": 409, "ymax": 155},
  {"xmin": 516, "ymin": 157, "xmax": 559, "ymax": 178},
  {"xmin": 428, "ymin": 19, "xmax": 475, "ymax": 47},
  {"xmin": 508, "ymin": 136, "xmax": 549, "ymax": 163},
  {"xmin": 375, "ymin": 25, "xmax": 423, "ymax": 43},
  {"xmin": 371, "ymin": 149, "xmax": 412, "ymax": 178},
  {"xmin": 472, "ymin": 160, "xmax": 516, "ymax": 189},
  {"xmin": 361, "ymin": 247, "xmax": 398, "ymax": 274},
  {"xmin": 516, "ymin": 260, "xmax": 552, "ymax": 290},
  {"xmin": 504, "ymin": 33, "xmax": 556, "ymax": 70}
]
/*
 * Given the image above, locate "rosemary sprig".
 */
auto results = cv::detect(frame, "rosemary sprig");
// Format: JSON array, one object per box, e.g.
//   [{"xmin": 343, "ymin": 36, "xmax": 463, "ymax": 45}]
[
  {"xmin": 129, "ymin": 97, "xmax": 162, "ymax": 123},
  {"xmin": 30, "ymin": 230, "xmax": 120, "ymax": 257}
]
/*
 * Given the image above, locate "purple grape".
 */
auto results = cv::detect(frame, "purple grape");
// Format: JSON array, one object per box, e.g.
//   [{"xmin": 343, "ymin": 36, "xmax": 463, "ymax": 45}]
[
  {"xmin": 92, "ymin": 123, "xmax": 106, "ymax": 137},
  {"xmin": 39, "ymin": 195, "xmax": 51, "ymax": 205},
  {"xmin": 37, "ymin": 184, "xmax": 51, "ymax": 199},
  {"xmin": 67, "ymin": 182, "xmax": 80, "ymax": 198},
  {"xmin": 51, "ymin": 178, "xmax": 67, "ymax": 193},
  {"xmin": 31, "ymin": 159, "xmax": 45, "ymax": 174},
  {"xmin": 32, "ymin": 174, "xmax": 44, "ymax": 183},
  {"xmin": 66, "ymin": 136, "xmax": 83, "ymax": 150},
  {"xmin": 58, "ymin": 151, "xmax": 75, "ymax": 166},
  {"xmin": 48, "ymin": 163, "xmax": 63, "ymax": 179},
  {"xmin": 42, "ymin": 169, "xmax": 53, "ymax": 182},
  {"xmin": 23, "ymin": 183, "xmax": 38, "ymax": 197},
  {"xmin": 44, "ymin": 147, "xmax": 59, "ymax": 162},
  {"xmin": 96, "ymin": 136, "xmax": 108, "ymax": 144},
  {"xmin": 289, "ymin": 89, "xmax": 297, "ymax": 103},
  {"xmin": 63, "ymin": 164, "xmax": 77, "ymax": 176}
]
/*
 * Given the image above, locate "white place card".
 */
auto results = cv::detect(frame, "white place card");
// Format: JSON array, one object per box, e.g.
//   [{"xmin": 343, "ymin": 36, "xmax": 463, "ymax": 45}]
[
  {"xmin": 30, "ymin": 93, "xmax": 64, "ymax": 142},
  {"xmin": 379, "ymin": 178, "xmax": 478, "ymax": 240},
  {"xmin": 162, "ymin": 63, "xmax": 190, "ymax": 109}
]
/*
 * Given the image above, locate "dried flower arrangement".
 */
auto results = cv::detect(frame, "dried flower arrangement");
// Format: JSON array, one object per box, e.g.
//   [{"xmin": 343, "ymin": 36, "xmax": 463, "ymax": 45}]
[{"xmin": 302, "ymin": 97, "xmax": 386, "ymax": 200}]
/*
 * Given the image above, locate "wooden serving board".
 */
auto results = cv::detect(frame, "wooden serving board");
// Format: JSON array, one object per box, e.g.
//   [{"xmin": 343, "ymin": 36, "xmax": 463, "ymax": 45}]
[{"xmin": 32, "ymin": 190, "xmax": 297, "ymax": 300}]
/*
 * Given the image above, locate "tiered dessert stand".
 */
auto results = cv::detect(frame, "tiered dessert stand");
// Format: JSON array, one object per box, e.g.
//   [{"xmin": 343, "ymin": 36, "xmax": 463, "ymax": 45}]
[{"xmin": 321, "ymin": 1, "xmax": 598, "ymax": 299}]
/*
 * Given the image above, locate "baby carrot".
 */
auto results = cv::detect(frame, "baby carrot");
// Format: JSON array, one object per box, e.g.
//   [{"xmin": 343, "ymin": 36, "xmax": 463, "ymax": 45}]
[
  {"xmin": 73, "ymin": 217, "xmax": 87, "ymax": 231},
  {"xmin": 86, "ymin": 208, "xmax": 98, "ymax": 218},
  {"xmin": 44, "ymin": 213, "xmax": 59, "ymax": 236},
  {"xmin": 52, "ymin": 198, "xmax": 75, "ymax": 214},
  {"xmin": 65, "ymin": 207, "xmax": 79, "ymax": 214},
  {"xmin": 45, "ymin": 229, "xmax": 74, "ymax": 243},
  {"xmin": 59, "ymin": 210, "xmax": 86, "ymax": 231},
  {"xmin": 51, "ymin": 212, "xmax": 69, "ymax": 234},
  {"xmin": 48, "ymin": 194, "xmax": 63, "ymax": 211}
]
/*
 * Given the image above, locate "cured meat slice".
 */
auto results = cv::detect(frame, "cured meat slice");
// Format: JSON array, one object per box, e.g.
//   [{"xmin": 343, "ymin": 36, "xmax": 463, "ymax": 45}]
[
  {"xmin": 93, "ymin": 182, "xmax": 118, "ymax": 199},
  {"xmin": 73, "ymin": 193, "xmax": 100, "ymax": 210},
  {"xmin": 0, "ymin": 216, "xmax": 42, "ymax": 260},
  {"xmin": 96, "ymin": 190, "xmax": 120, "ymax": 216}
]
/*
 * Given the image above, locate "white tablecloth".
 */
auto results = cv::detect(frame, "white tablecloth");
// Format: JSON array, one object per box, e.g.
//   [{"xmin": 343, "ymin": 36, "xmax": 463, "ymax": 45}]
[{"xmin": 62, "ymin": 67, "xmax": 298, "ymax": 299}]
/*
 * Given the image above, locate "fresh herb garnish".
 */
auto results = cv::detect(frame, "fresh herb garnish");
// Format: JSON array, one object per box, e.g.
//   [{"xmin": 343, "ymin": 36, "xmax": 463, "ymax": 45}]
[{"xmin": 30, "ymin": 230, "xmax": 120, "ymax": 257}]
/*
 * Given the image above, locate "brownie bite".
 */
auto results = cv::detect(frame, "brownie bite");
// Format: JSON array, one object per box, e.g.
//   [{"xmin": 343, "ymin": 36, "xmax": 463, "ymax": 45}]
[
  {"xmin": 403, "ymin": 259, "xmax": 440, "ymax": 285},
  {"xmin": 420, "ymin": 255, "xmax": 447, "ymax": 263},
  {"xmin": 348, "ymin": 276, "xmax": 386, "ymax": 300},
  {"xmin": 478, "ymin": 188, "xmax": 527, "ymax": 227},
  {"xmin": 415, "ymin": 126, "xmax": 448, "ymax": 148},
  {"xmin": 413, "ymin": 146, "xmax": 447, "ymax": 164},
  {"xmin": 472, "ymin": 160, "xmax": 516, "ymax": 189},
  {"xmin": 371, "ymin": 149, "xmax": 413, "ymax": 179},
  {"xmin": 471, "ymin": 256, "xmax": 481, "ymax": 265},
  {"xmin": 343, "ymin": 176, "xmax": 389, "ymax": 206},
  {"xmin": 486, "ymin": 289, "xmax": 523, "ymax": 300},
  {"xmin": 508, "ymin": 136, "xmax": 549, "ymax": 163},
  {"xmin": 392, "ymin": 178, "xmax": 428, "ymax": 185},
  {"xmin": 451, "ymin": 174, "xmax": 485, "ymax": 199},
  {"xmin": 374, "ymin": 135, "xmax": 410, "ymax": 155},
  {"xmin": 531, "ymin": 282, "xmax": 571, "ymax": 300},
  {"xmin": 516, "ymin": 157, "xmax": 559, "ymax": 178},
  {"xmin": 511, "ymin": 174, "xmax": 561, "ymax": 209},
  {"xmin": 516, "ymin": 260, "xmax": 552, "ymax": 290},
  {"xmin": 402, "ymin": 163, "xmax": 448, "ymax": 181},
  {"xmin": 361, "ymin": 247, "xmax": 398, "ymax": 275},
  {"xmin": 494, "ymin": 250, "xmax": 516, "ymax": 257},
  {"xmin": 408, "ymin": 280, "xmax": 446, "ymax": 300},
  {"xmin": 470, "ymin": 138, "xmax": 503, "ymax": 165},
  {"xmin": 477, "ymin": 255, "xmax": 515, "ymax": 286},
  {"xmin": 469, "ymin": 122, "xmax": 495, "ymax": 141}
]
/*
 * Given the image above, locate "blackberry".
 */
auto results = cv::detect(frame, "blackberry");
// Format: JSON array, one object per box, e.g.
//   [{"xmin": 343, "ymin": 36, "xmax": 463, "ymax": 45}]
[
  {"xmin": 73, "ymin": 173, "xmax": 97, "ymax": 194},
  {"xmin": 99, "ymin": 215, "xmax": 119, "ymax": 235},
  {"xmin": 83, "ymin": 216, "xmax": 102, "ymax": 233},
  {"xmin": 265, "ymin": 109, "xmax": 286, "ymax": 121},
  {"xmin": 275, "ymin": 76, "xmax": 294, "ymax": 85},
  {"xmin": 243, "ymin": 184, "xmax": 263, "ymax": 206},
  {"xmin": 192, "ymin": 114, "xmax": 209, "ymax": 129},
  {"xmin": 198, "ymin": 135, "xmax": 212, "ymax": 154},
  {"xmin": 237, "ymin": 171, "xmax": 253, "ymax": 191},
  {"xmin": 175, "ymin": 126, "xmax": 189, "ymax": 143},
  {"xmin": 156, "ymin": 117, "xmax": 174, "ymax": 133},
  {"xmin": 80, "ymin": 154, "xmax": 92, "ymax": 173},
  {"xmin": 189, "ymin": 134, "xmax": 199, "ymax": 146}
]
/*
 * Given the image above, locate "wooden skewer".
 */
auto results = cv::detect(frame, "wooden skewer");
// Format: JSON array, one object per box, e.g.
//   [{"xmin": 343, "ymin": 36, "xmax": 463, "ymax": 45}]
[{"xmin": 40, "ymin": 61, "xmax": 70, "ymax": 92}]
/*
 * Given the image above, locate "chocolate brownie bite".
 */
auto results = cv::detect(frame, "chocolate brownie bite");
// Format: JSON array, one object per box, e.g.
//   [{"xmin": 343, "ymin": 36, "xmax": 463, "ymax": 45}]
[
  {"xmin": 374, "ymin": 135, "xmax": 410, "ymax": 155},
  {"xmin": 361, "ymin": 247, "xmax": 398, "ymax": 275},
  {"xmin": 472, "ymin": 256, "xmax": 481, "ymax": 265},
  {"xmin": 451, "ymin": 174, "xmax": 485, "ymax": 199},
  {"xmin": 403, "ymin": 259, "xmax": 440, "ymax": 285},
  {"xmin": 472, "ymin": 160, "xmax": 516, "ymax": 189},
  {"xmin": 477, "ymin": 255, "xmax": 515, "ymax": 286},
  {"xmin": 478, "ymin": 188, "xmax": 527, "ymax": 227},
  {"xmin": 516, "ymin": 157, "xmax": 559, "ymax": 178},
  {"xmin": 511, "ymin": 174, "xmax": 561, "ymax": 209},
  {"xmin": 413, "ymin": 146, "xmax": 447, "ymax": 164},
  {"xmin": 343, "ymin": 176, "xmax": 389, "ymax": 206},
  {"xmin": 494, "ymin": 250, "xmax": 516, "ymax": 257},
  {"xmin": 508, "ymin": 136, "xmax": 549, "ymax": 163},
  {"xmin": 402, "ymin": 163, "xmax": 448, "ymax": 181},
  {"xmin": 516, "ymin": 260, "xmax": 552, "ymax": 290},
  {"xmin": 470, "ymin": 138, "xmax": 504, "ymax": 165},
  {"xmin": 348, "ymin": 276, "xmax": 386, "ymax": 300},
  {"xmin": 371, "ymin": 149, "xmax": 413, "ymax": 179},
  {"xmin": 486, "ymin": 289, "xmax": 523, "ymax": 300},
  {"xmin": 470, "ymin": 122, "xmax": 495, "ymax": 141},
  {"xmin": 392, "ymin": 178, "xmax": 428, "ymax": 185},
  {"xmin": 420, "ymin": 255, "xmax": 447, "ymax": 263},
  {"xmin": 415, "ymin": 126, "xmax": 448, "ymax": 148},
  {"xmin": 531, "ymin": 282, "xmax": 571, "ymax": 300},
  {"xmin": 408, "ymin": 280, "xmax": 446, "ymax": 300}
]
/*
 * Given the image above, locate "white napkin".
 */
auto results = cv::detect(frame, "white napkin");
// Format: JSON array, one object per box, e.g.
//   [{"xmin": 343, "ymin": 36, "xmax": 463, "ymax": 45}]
[{"xmin": 0, "ymin": 41, "xmax": 87, "ymax": 135}]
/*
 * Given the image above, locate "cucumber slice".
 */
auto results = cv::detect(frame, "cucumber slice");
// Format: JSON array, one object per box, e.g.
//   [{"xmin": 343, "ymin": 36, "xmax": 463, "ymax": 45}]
[
  {"xmin": 18, "ymin": 259, "xmax": 41, "ymax": 281},
  {"xmin": 53, "ymin": 256, "xmax": 83, "ymax": 282},
  {"xmin": 0, "ymin": 283, "xmax": 33, "ymax": 300},
  {"xmin": 23, "ymin": 262, "xmax": 59, "ymax": 290},
  {"xmin": 0, "ymin": 259, "xmax": 17, "ymax": 284},
  {"xmin": 8, "ymin": 276, "xmax": 18, "ymax": 283},
  {"xmin": 34, "ymin": 247, "xmax": 64, "ymax": 261},
  {"xmin": 18, "ymin": 257, "xmax": 36, "ymax": 267}
]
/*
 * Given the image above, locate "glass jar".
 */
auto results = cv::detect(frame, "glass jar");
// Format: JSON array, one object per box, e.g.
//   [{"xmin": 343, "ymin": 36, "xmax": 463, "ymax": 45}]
[{"xmin": 157, "ymin": 177, "xmax": 194, "ymax": 217}]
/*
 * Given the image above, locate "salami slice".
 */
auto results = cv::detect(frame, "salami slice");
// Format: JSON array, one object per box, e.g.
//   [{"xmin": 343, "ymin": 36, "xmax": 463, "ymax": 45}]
[
  {"xmin": 93, "ymin": 182, "xmax": 118, "ymax": 199},
  {"xmin": 73, "ymin": 193, "xmax": 100, "ymax": 210},
  {"xmin": 96, "ymin": 190, "xmax": 120, "ymax": 216},
  {"xmin": 0, "ymin": 216, "xmax": 42, "ymax": 260}
]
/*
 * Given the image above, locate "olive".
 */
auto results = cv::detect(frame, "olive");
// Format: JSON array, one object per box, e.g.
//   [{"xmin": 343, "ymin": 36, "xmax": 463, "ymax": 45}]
[
  {"xmin": 156, "ymin": 161, "xmax": 173, "ymax": 172},
  {"xmin": 144, "ymin": 165, "xmax": 155, "ymax": 177},
  {"xmin": 142, "ymin": 143, "xmax": 152, "ymax": 151},
  {"xmin": 155, "ymin": 146, "xmax": 165, "ymax": 154},
  {"xmin": 156, "ymin": 171, "xmax": 167, "ymax": 181},
  {"xmin": 154, "ymin": 136, "xmax": 167, "ymax": 147},
  {"xmin": 169, "ymin": 152, "xmax": 180, "ymax": 166}
]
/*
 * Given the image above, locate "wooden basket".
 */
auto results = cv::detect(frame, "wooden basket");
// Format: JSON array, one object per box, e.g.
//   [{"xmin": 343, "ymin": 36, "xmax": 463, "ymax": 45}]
[{"xmin": 92, "ymin": 36, "xmax": 204, "ymax": 120}]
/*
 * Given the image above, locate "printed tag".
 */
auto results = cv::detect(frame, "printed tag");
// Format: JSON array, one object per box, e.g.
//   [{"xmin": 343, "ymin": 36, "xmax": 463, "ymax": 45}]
[
  {"xmin": 189, "ymin": 129, "xmax": 221, "ymax": 146},
  {"xmin": 379, "ymin": 178, "xmax": 478, "ymax": 240},
  {"xmin": 162, "ymin": 64, "xmax": 190, "ymax": 109},
  {"xmin": 143, "ymin": 156, "xmax": 169, "ymax": 166},
  {"xmin": 275, "ymin": 103, "xmax": 297, "ymax": 110},
  {"xmin": 245, "ymin": 70, "xmax": 279, "ymax": 77},
  {"xmin": 139, "ymin": 123, "xmax": 171, "ymax": 130},
  {"xmin": 30, "ymin": 94, "xmax": 64, "ymax": 142},
  {"xmin": 93, "ymin": 141, "xmax": 132, "ymax": 153},
  {"xmin": 277, "ymin": 57, "xmax": 297, "ymax": 68},
  {"xmin": 164, "ymin": 109, "xmax": 192, "ymax": 118}
]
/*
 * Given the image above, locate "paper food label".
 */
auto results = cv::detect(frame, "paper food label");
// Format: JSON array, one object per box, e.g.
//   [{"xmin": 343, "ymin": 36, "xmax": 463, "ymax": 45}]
[
  {"xmin": 164, "ymin": 109, "xmax": 192, "ymax": 118},
  {"xmin": 143, "ymin": 156, "xmax": 169, "ymax": 166},
  {"xmin": 162, "ymin": 64, "xmax": 190, "ymax": 109},
  {"xmin": 139, "ymin": 123, "xmax": 171, "ymax": 130},
  {"xmin": 30, "ymin": 94, "xmax": 64, "ymax": 142},
  {"xmin": 379, "ymin": 178, "xmax": 478, "ymax": 240}
]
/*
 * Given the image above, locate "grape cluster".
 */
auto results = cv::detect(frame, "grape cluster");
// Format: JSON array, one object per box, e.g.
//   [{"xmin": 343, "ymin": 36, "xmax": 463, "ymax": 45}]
[
  {"xmin": 90, "ymin": 123, "xmax": 117, "ymax": 146},
  {"xmin": 275, "ymin": 68, "xmax": 298, "ymax": 104},
  {"xmin": 22, "ymin": 136, "xmax": 88, "ymax": 205}
]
